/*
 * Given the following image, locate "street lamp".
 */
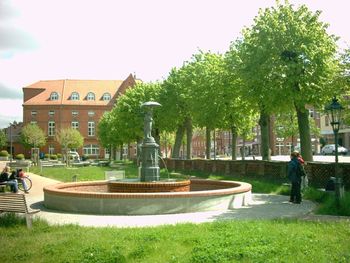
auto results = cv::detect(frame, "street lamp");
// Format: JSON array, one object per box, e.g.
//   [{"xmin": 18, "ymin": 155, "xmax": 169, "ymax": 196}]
[{"xmin": 325, "ymin": 97, "xmax": 344, "ymax": 203}]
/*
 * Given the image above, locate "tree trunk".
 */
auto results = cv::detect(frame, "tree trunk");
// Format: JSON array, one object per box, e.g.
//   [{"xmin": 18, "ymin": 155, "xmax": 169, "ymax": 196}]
[
  {"xmin": 259, "ymin": 110, "xmax": 271, "ymax": 161},
  {"xmin": 206, "ymin": 127, "xmax": 211, "ymax": 159},
  {"xmin": 231, "ymin": 127, "xmax": 238, "ymax": 160},
  {"xmin": 213, "ymin": 129, "xmax": 216, "ymax": 160},
  {"xmin": 127, "ymin": 143, "xmax": 131, "ymax": 160},
  {"xmin": 164, "ymin": 136, "xmax": 168, "ymax": 158},
  {"xmin": 242, "ymin": 137, "xmax": 246, "ymax": 161},
  {"xmin": 172, "ymin": 123, "xmax": 185, "ymax": 158},
  {"xmin": 296, "ymin": 106, "xmax": 313, "ymax": 161},
  {"xmin": 155, "ymin": 128, "xmax": 160, "ymax": 146},
  {"xmin": 120, "ymin": 145, "xmax": 123, "ymax": 161},
  {"xmin": 185, "ymin": 117, "xmax": 192, "ymax": 160}
]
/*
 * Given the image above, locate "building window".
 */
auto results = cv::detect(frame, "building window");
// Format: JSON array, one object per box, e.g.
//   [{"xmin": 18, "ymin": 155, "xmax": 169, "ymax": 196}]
[
  {"xmin": 30, "ymin": 121, "xmax": 37, "ymax": 125},
  {"xmin": 102, "ymin": 92, "xmax": 111, "ymax": 101},
  {"xmin": 325, "ymin": 115, "xmax": 330, "ymax": 126},
  {"xmin": 276, "ymin": 142, "xmax": 284, "ymax": 155},
  {"xmin": 71, "ymin": 92, "xmax": 80, "ymax": 100},
  {"xmin": 50, "ymin": 92, "xmax": 59, "ymax": 101},
  {"xmin": 71, "ymin": 121, "xmax": 79, "ymax": 130},
  {"xmin": 309, "ymin": 109, "xmax": 314, "ymax": 118},
  {"xmin": 49, "ymin": 110, "xmax": 55, "ymax": 116},
  {"xmin": 31, "ymin": 110, "xmax": 37, "ymax": 116},
  {"xmin": 48, "ymin": 121, "xmax": 55, "ymax": 136},
  {"xmin": 88, "ymin": 122, "xmax": 95, "ymax": 136},
  {"xmin": 83, "ymin": 144, "xmax": 99, "ymax": 156},
  {"xmin": 49, "ymin": 145, "xmax": 55, "ymax": 155},
  {"xmin": 87, "ymin": 92, "xmax": 95, "ymax": 101},
  {"xmin": 88, "ymin": 111, "xmax": 95, "ymax": 117},
  {"xmin": 72, "ymin": 111, "xmax": 79, "ymax": 117}
]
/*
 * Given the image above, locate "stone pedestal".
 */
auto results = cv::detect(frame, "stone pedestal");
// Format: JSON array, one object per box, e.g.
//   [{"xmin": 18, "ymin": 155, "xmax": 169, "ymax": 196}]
[{"xmin": 140, "ymin": 142, "xmax": 160, "ymax": 182}]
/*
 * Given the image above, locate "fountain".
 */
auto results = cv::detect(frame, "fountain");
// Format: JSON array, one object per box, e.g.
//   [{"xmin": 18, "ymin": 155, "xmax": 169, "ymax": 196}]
[{"xmin": 44, "ymin": 101, "xmax": 252, "ymax": 215}]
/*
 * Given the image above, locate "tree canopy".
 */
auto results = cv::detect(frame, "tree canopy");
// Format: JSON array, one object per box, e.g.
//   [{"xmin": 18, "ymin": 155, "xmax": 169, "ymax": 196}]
[{"xmin": 20, "ymin": 123, "xmax": 46, "ymax": 148}]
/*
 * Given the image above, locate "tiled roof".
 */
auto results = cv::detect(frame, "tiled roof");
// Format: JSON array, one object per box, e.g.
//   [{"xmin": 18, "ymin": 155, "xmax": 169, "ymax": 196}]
[{"xmin": 23, "ymin": 75, "xmax": 135, "ymax": 106}]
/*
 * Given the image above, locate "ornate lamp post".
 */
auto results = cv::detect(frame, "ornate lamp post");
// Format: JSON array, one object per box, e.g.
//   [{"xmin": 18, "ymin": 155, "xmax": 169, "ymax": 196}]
[{"xmin": 325, "ymin": 97, "xmax": 344, "ymax": 203}]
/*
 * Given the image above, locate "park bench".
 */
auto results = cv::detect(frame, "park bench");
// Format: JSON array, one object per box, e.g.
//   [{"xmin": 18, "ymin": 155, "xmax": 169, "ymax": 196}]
[
  {"xmin": 0, "ymin": 182, "xmax": 7, "ymax": 192},
  {"xmin": 105, "ymin": 170, "xmax": 125, "ymax": 181},
  {"xmin": 7, "ymin": 161, "xmax": 32, "ymax": 172},
  {"xmin": 0, "ymin": 193, "xmax": 40, "ymax": 229}
]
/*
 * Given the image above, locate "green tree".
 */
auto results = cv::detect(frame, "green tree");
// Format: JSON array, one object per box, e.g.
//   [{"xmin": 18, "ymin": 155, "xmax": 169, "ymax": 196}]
[
  {"xmin": 112, "ymin": 82, "xmax": 162, "ymax": 144},
  {"xmin": 186, "ymin": 51, "xmax": 226, "ymax": 159},
  {"xmin": 274, "ymin": 112, "xmax": 320, "ymax": 152},
  {"xmin": 56, "ymin": 128, "xmax": 83, "ymax": 165},
  {"xmin": 224, "ymin": 43, "xmax": 259, "ymax": 160},
  {"xmin": 338, "ymin": 48, "xmax": 350, "ymax": 125},
  {"xmin": 0, "ymin": 130, "xmax": 7, "ymax": 149},
  {"xmin": 159, "ymin": 67, "xmax": 193, "ymax": 159},
  {"xmin": 20, "ymin": 123, "xmax": 46, "ymax": 148},
  {"xmin": 237, "ymin": 1, "xmax": 341, "ymax": 161},
  {"xmin": 98, "ymin": 111, "xmax": 123, "ymax": 160}
]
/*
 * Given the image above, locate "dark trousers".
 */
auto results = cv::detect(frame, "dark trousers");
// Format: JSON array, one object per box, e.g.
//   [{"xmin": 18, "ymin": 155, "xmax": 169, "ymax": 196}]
[{"xmin": 290, "ymin": 181, "xmax": 301, "ymax": 203}]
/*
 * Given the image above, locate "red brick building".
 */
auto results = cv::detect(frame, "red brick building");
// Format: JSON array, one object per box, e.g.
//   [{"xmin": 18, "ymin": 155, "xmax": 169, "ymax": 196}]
[{"xmin": 22, "ymin": 74, "xmax": 136, "ymax": 158}]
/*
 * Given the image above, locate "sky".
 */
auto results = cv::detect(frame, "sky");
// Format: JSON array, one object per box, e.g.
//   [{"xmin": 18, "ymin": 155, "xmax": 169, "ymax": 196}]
[{"xmin": 0, "ymin": 0, "xmax": 349, "ymax": 128}]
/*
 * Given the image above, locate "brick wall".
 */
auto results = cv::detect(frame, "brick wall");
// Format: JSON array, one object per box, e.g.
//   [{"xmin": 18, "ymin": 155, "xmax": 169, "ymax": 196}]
[{"xmin": 163, "ymin": 159, "xmax": 350, "ymax": 190}]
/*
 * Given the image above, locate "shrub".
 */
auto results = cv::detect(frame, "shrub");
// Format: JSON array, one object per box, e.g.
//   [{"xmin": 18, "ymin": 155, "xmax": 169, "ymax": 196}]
[
  {"xmin": 50, "ymin": 154, "xmax": 58, "ymax": 160},
  {"xmin": 44, "ymin": 153, "xmax": 50, "ymax": 159},
  {"xmin": 15, "ymin": 154, "xmax": 25, "ymax": 160},
  {"xmin": 57, "ymin": 153, "xmax": 62, "ymax": 159},
  {"xmin": 0, "ymin": 150, "xmax": 9, "ymax": 157}
]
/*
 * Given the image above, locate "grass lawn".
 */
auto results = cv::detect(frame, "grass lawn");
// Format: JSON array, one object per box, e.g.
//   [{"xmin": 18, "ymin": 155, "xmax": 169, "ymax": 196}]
[
  {"xmin": 0, "ymin": 162, "xmax": 348, "ymax": 262},
  {"xmin": 0, "ymin": 213, "xmax": 349, "ymax": 263},
  {"xmin": 29, "ymin": 161, "xmax": 350, "ymax": 216}
]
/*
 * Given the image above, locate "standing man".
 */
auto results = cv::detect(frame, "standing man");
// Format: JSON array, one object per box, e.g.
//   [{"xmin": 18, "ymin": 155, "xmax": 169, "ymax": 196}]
[{"xmin": 288, "ymin": 151, "xmax": 303, "ymax": 204}]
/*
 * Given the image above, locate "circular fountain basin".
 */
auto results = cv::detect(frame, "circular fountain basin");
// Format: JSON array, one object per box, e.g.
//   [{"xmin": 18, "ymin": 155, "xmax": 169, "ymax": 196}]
[
  {"xmin": 43, "ymin": 179, "xmax": 252, "ymax": 215},
  {"xmin": 108, "ymin": 179, "xmax": 191, "ymax": 193}
]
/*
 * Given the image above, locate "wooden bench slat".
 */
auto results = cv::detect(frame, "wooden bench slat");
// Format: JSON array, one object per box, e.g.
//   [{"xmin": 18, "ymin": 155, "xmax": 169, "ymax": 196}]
[{"xmin": 0, "ymin": 193, "xmax": 40, "ymax": 228}]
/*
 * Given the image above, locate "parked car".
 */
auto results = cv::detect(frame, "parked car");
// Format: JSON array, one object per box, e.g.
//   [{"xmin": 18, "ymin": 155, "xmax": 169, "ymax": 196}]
[
  {"xmin": 321, "ymin": 144, "xmax": 348, "ymax": 155},
  {"xmin": 63, "ymin": 151, "xmax": 80, "ymax": 162}
]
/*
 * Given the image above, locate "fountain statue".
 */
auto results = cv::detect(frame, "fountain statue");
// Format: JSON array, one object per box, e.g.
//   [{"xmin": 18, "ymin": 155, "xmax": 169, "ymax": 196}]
[{"xmin": 140, "ymin": 101, "xmax": 161, "ymax": 182}]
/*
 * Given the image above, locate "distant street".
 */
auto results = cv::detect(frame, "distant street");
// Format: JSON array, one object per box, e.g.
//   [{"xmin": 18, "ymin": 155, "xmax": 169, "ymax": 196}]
[{"xmin": 234, "ymin": 155, "xmax": 350, "ymax": 163}]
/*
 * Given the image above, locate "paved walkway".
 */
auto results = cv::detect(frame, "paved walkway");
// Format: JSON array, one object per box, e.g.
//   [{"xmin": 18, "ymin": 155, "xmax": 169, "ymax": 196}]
[{"xmin": 22, "ymin": 172, "xmax": 321, "ymax": 228}]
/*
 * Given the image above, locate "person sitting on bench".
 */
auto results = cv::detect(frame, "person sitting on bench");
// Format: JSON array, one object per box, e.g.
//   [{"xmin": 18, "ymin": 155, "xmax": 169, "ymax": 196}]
[{"xmin": 0, "ymin": 166, "xmax": 18, "ymax": 193}]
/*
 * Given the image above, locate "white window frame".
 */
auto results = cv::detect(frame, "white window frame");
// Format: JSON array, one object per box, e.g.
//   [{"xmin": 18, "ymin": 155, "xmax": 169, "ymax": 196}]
[
  {"xmin": 49, "ymin": 145, "xmax": 55, "ymax": 155},
  {"xmin": 309, "ymin": 109, "xmax": 315, "ymax": 118},
  {"xmin": 71, "ymin": 92, "xmax": 80, "ymax": 100},
  {"xmin": 49, "ymin": 110, "xmax": 55, "ymax": 116},
  {"xmin": 71, "ymin": 121, "xmax": 79, "ymax": 130},
  {"xmin": 48, "ymin": 121, "xmax": 55, "ymax": 136},
  {"xmin": 50, "ymin": 92, "xmax": 59, "ymax": 100},
  {"xmin": 88, "ymin": 121, "xmax": 95, "ymax": 136},
  {"xmin": 87, "ymin": 92, "xmax": 95, "ymax": 101},
  {"xmin": 102, "ymin": 92, "xmax": 111, "ymax": 101},
  {"xmin": 72, "ymin": 111, "xmax": 79, "ymax": 117},
  {"xmin": 31, "ymin": 110, "xmax": 37, "ymax": 116},
  {"xmin": 88, "ymin": 111, "xmax": 95, "ymax": 117},
  {"xmin": 83, "ymin": 144, "xmax": 99, "ymax": 156}
]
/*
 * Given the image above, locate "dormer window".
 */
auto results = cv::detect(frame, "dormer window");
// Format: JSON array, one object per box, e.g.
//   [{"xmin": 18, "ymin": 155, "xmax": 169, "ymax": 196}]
[
  {"xmin": 50, "ymin": 92, "xmax": 59, "ymax": 101},
  {"xmin": 71, "ymin": 92, "xmax": 80, "ymax": 100},
  {"xmin": 102, "ymin": 92, "xmax": 111, "ymax": 101},
  {"xmin": 87, "ymin": 92, "xmax": 95, "ymax": 101}
]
